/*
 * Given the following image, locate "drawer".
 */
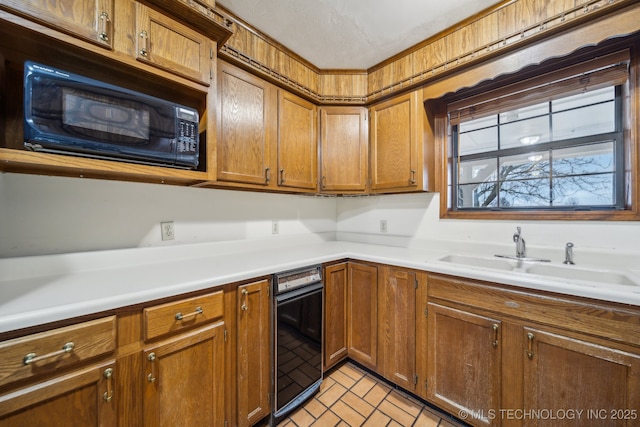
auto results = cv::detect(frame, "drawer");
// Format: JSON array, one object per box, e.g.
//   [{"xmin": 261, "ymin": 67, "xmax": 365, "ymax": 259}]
[
  {"xmin": 0, "ymin": 316, "xmax": 116, "ymax": 388},
  {"xmin": 143, "ymin": 290, "xmax": 224, "ymax": 341},
  {"xmin": 427, "ymin": 273, "xmax": 640, "ymax": 347}
]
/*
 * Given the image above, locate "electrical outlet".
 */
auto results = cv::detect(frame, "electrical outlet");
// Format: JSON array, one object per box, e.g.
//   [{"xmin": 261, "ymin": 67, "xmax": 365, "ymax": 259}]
[
  {"xmin": 161, "ymin": 221, "xmax": 175, "ymax": 241},
  {"xmin": 380, "ymin": 219, "xmax": 388, "ymax": 233},
  {"xmin": 272, "ymin": 220, "xmax": 279, "ymax": 235}
]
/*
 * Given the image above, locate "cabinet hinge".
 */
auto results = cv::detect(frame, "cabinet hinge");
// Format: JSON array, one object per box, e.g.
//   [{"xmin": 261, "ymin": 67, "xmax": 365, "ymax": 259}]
[
  {"xmin": 413, "ymin": 374, "xmax": 418, "ymax": 385},
  {"xmin": 414, "ymin": 278, "xmax": 418, "ymax": 289},
  {"xmin": 424, "ymin": 307, "xmax": 428, "ymax": 317},
  {"xmin": 424, "ymin": 379, "xmax": 428, "ymax": 390},
  {"xmin": 267, "ymin": 286, "xmax": 270, "ymax": 297},
  {"xmin": 224, "ymin": 328, "xmax": 228, "ymax": 342},
  {"xmin": 210, "ymin": 69, "xmax": 213, "ymax": 80},
  {"xmin": 224, "ymin": 420, "xmax": 228, "ymax": 427},
  {"xmin": 268, "ymin": 393, "xmax": 271, "ymax": 405},
  {"xmin": 210, "ymin": 48, "xmax": 214, "ymax": 59}
]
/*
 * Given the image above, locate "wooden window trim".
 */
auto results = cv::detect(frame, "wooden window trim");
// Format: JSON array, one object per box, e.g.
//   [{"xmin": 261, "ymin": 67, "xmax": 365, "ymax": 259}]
[{"xmin": 429, "ymin": 41, "xmax": 640, "ymax": 221}]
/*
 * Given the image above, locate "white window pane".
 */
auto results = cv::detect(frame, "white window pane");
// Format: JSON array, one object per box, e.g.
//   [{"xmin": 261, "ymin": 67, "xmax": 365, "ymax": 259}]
[
  {"xmin": 500, "ymin": 116, "xmax": 550, "ymax": 149},
  {"xmin": 552, "ymin": 142, "xmax": 614, "ymax": 176},
  {"xmin": 458, "ymin": 183, "xmax": 498, "ymax": 208},
  {"xmin": 459, "ymin": 115, "xmax": 497, "ymax": 133},
  {"xmin": 499, "ymin": 101, "xmax": 548, "ymax": 123},
  {"xmin": 552, "ymin": 101, "xmax": 615, "ymax": 140},
  {"xmin": 499, "ymin": 152, "xmax": 550, "ymax": 181},
  {"xmin": 552, "ymin": 174, "xmax": 615, "ymax": 206},
  {"xmin": 499, "ymin": 179, "xmax": 551, "ymax": 207},
  {"xmin": 552, "ymin": 86, "xmax": 615, "ymax": 112},
  {"xmin": 459, "ymin": 158, "xmax": 497, "ymax": 184},
  {"xmin": 458, "ymin": 127, "xmax": 498, "ymax": 155}
]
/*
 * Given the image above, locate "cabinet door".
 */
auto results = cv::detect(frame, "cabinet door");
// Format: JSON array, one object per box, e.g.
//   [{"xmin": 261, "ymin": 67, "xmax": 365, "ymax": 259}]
[
  {"xmin": 324, "ymin": 263, "xmax": 348, "ymax": 370},
  {"xmin": 319, "ymin": 107, "xmax": 368, "ymax": 193},
  {"xmin": 0, "ymin": 361, "xmax": 116, "ymax": 426},
  {"xmin": 135, "ymin": 3, "xmax": 211, "ymax": 84},
  {"xmin": 380, "ymin": 267, "xmax": 416, "ymax": 391},
  {"xmin": 369, "ymin": 91, "xmax": 421, "ymax": 191},
  {"xmin": 143, "ymin": 323, "xmax": 224, "ymax": 427},
  {"xmin": 347, "ymin": 262, "xmax": 378, "ymax": 370},
  {"xmin": 427, "ymin": 303, "xmax": 501, "ymax": 426},
  {"xmin": 0, "ymin": 0, "xmax": 113, "ymax": 49},
  {"xmin": 217, "ymin": 61, "xmax": 276, "ymax": 186},
  {"xmin": 237, "ymin": 279, "xmax": 271, "ymax": 427},
  {"xmin": 277, "ymin": 91, "xmax": 317, "ymax": 190},
  {"xmin": 523, "ymin": 327, "xmax": 640, "ymax": 427}
]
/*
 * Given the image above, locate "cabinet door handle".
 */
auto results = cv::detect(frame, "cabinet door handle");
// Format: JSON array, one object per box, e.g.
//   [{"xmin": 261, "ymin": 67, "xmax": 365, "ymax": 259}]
[
  {"xmin": 492, "ymin": 324, "xmax": 499, "ymax": 348},
  {"xmin": 99, "ymin": 12, "xmax": 110, "ymax": 42},
  {"xmin": 241, "ymin": 288, "xmax": 249, "ymax": 311},
  {"xmin": 147, "ymin": 352, "xmax": 157, "ymax": 383},
  {"xmin": 321, "ymin": 176, "xmax": 326, "ymax": 189},
  {"xmin": 279, "ymin": 169, "xmax": 285, "ymax": 184},
  {"xmin": 526, "ymin": 332, "xmax": 535, "ymax": 359},
  {"xmin": 103, "ymin": 367, "xmax": 114, "ymax": 402},
  {"xmin": 265, "ymin": 167, "xmax": 271, "ymax": 183},
  {"xmin": 175, "ymin": 306, "xmax": 203, "ymax": 321},
  {"xmin": 23, "ymin": 342, "xmax": 75, "ymax": 365},
  {"xmin": 139, "ymin": 30, "xmax": 149, "ymax": 57},
  {"xmin": 410, "ymin": 169, "xmax": 416, "ymax": 185}
]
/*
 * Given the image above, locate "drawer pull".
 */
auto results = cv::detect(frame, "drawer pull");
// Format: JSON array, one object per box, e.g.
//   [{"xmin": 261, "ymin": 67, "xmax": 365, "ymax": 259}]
[
  {"xmin": 175, "ymin": 307, "xmax": 203, "ymax": 321},
  {"xmin": 492, "ymin": 324, "xmax": 499, "ymax": 348},
  {"xmin": 23, "ymin": 342, "xmax": 75, "ymax": 365}
]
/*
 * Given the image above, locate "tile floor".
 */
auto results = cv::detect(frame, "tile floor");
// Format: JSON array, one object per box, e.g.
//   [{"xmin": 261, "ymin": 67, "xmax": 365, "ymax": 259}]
[{"xmin": 273, "ymin": 361, "xmax": 467, "ymax": 427}]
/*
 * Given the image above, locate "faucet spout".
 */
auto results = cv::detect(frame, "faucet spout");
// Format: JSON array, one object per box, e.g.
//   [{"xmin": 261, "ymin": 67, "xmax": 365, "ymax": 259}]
[
  {"xmin": 513, "ymin": 227, "xmax": 526, "ymax": 258},
  {"xmin": 563, "ymin": 242, "xmax": 575, "ymax": 265}
]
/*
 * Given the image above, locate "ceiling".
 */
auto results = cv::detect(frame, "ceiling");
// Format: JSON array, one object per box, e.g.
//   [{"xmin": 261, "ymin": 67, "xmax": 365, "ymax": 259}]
[{"xmin": 217, "ymin": 0, "xmax": 500, "ymax": 70}]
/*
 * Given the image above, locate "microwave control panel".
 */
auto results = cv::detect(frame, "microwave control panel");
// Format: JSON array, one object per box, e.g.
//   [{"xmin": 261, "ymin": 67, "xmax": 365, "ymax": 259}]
[{"xmin": 176, "ymin": 107, "xmax": 199, "ymax": 154}]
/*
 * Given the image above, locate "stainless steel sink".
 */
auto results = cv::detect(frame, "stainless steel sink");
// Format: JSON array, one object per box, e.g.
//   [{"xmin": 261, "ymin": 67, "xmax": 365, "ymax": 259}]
[
  {"xmin": 525, "ymin": 264, "xmax": 639, "ymax": 287},
  {"xmin": 438, "ymin": 255, "xmax": 515, "ymax": 271}
]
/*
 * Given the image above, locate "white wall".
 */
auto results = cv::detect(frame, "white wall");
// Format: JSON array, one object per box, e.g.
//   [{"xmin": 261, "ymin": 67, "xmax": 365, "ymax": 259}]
[
  {"xmin": 336, "ymin": 192, "xmax": 640, "ymax": 255},
  {"xmin": 0, "ymin": 173, "xmax": 337, "ymax": 258}
]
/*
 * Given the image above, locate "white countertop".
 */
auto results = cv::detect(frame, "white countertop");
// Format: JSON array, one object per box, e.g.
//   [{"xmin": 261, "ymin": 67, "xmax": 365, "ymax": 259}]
[{"xmin": 1, "ymin": 238, "xmax": 639, "ymax": 334}]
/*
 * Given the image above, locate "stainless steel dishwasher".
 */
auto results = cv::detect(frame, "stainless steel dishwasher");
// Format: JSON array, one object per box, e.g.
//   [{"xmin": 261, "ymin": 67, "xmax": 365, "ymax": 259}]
[{"xmin": 272, "ymin": 265, "xmax": 323, "ymax": 423}]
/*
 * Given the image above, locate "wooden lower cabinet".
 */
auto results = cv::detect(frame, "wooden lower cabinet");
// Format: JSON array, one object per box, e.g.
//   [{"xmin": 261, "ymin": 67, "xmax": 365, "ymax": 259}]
[
  {"xmin": 379, "ymin": 266, "xmax": 418, "ymax": 391},
  {"xmin": 142, "ymin": 322, "xmax": 225, "ymax": 427},
  {"xmin": 427, "ymin": 302, "xmax": 502, "ymax": 427},
  {"xmin": 324, "ymin": 262, "xmax": 349, "ymax": 370},
  {"xmin": 236, "ymin": 279, "xmax": 271, "ymax": 427},
  {"xmin": 522, "ymin": 327, "xmax": 640, "ymax": 427},
  {"xmin": 0, "ymin": 361, "xmax": 117, "ymax": 426},
  {"xmin": 347, "ymin": 262, "xmax": 378, "ymax": 370}
]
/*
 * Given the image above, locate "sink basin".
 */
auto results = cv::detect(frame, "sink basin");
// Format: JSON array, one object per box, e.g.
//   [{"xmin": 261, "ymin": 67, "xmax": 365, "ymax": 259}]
[
  {"xmin": 526, "ymin": 264, "xmax": 639, "ymax": 286},
  {"xmin": 439, "ymin": 255, "xmax": 515, "ymax": 271}
]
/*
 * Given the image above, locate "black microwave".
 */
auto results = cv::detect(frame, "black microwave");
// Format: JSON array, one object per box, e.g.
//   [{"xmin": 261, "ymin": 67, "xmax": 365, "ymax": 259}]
[{"xmin": 23, "ymin": 62, "xmax": 200, "ymax": 169}]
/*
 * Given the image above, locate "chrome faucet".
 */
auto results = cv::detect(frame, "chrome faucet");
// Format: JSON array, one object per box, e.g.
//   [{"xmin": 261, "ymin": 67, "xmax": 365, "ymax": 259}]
[
  {"xmin": 513, "ymin": 227, "xmax": 526, "ymax": 258},
  {"xmin": 563, "ymin": 242, "xmax": 575, "ymax": 265}
]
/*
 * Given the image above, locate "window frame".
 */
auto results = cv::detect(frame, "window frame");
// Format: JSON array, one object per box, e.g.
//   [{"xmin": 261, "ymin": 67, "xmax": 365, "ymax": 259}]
[
  {"xmin": 432, "ymin": 44, "xmax": 640, "ymax": 221},
  {"xmin": 450, "ymin": 86, "xmax": 624, "ymax": 212}
]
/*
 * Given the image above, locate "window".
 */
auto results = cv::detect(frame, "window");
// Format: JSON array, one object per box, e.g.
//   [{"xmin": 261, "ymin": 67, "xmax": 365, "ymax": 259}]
[{"xmin": 446, "ymin": 50, "xmax": 632, "ymax": 216}]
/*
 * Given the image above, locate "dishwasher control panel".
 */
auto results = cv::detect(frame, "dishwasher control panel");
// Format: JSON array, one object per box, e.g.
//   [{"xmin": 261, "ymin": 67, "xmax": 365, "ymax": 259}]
[{"xmin": 275, "ymin": 265, "xmax": 322, "ymax": 294}]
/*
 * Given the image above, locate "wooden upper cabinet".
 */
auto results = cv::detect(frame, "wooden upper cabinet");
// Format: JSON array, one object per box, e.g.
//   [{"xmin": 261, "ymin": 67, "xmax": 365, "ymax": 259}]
[
  {"xmin": 236, "ymin": 279, "xmax": 271, "ymax": 427},
  {"xmin": 369, "ymin": 90, "xmax": 424, "ymax": 192},
  {"xmin": 277, "ymin": 91, "xmax": 318, "ymax": 190},
  {"xmin": 135, "ymin": 3, "xmax": 211, "ymax": 84},
  {"xmin": 0, "ymin": 0, "xmax": 114, "ymax": 49},
  {"xmin": 320, "ymin": 106, "xmax": 368, "ymax": 193},
  {"xmin": 379, "ymin": 267, "xmax": 417, "ymax": 391},
  {"xmin": 347, "ymin": 262, "xmax": 378, "ymax": 370},
  {"xmin": 523, "ymin": 327, "xmax": 640, "ymax": 427},
  {"xmin": 217, "ymin": 61, "xmax": 276, "ymax": 186},
  {"xmin": 324, "ymin": 263, "xmax": 349, "ymax": 370},
  {"xmin": 427, "ymin": 303, "xmax": 501, "ymax": 427}
]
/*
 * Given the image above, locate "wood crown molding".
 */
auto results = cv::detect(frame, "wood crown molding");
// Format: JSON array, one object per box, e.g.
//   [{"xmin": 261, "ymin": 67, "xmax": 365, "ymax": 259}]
[{"xmin": 216, "ymin": 0, "xmax": 640, "ymax": 105}]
